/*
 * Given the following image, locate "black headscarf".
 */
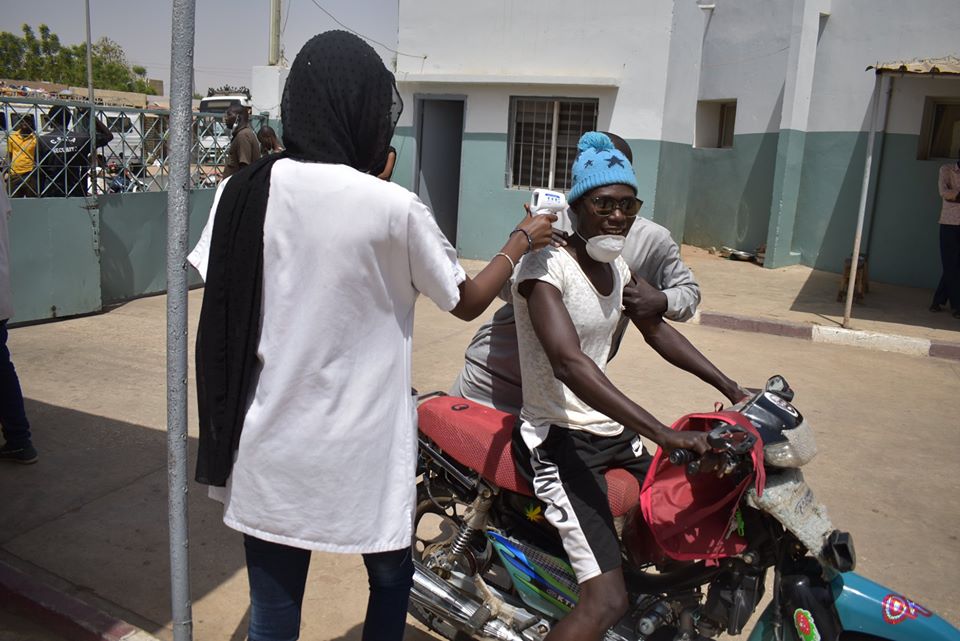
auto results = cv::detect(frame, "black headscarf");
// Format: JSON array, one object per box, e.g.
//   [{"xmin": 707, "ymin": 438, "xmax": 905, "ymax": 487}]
[{"xmin": 194, "ymin": 31, "xmax": 403, "ymax": 486}]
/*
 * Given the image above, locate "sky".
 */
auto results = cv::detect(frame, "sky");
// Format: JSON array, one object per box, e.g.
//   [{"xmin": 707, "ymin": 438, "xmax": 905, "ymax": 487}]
[{"xmin": 1, "ymin": 0, "xmax": 400, "ymax": 95}]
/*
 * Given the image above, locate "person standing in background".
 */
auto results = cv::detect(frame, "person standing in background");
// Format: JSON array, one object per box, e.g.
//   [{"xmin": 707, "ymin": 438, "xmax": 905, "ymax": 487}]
[
  {"xmin": 0, "ymin": 184, "xmax": 36, "ymax": 464},
  {"xmin": 222, "ymin": 104, "xmax": 261, "ymax": 178},
  {"xmin": 35, "ymin": 105, "xmax": 113, "ymax": 198},
  {"xmin": 257, "ymin": 125, "xmax": 284, "ymax": 155},
  {"xmin": 375, "ymin": 145, "xmax": 397, "ymax": 181},
  {"xmin": 931, "ymin": 157, "xmax": 960, "ymax": 319},
  {"xmin": 7, "ymin": 116, "xmax": 37, "ymax": 198}
]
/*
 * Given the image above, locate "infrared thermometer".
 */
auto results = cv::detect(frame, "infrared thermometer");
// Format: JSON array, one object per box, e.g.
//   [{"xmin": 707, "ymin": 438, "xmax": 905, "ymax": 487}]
[{"xmin": 530, "ymin": 188, "xmax": 568, "ymax": 230}]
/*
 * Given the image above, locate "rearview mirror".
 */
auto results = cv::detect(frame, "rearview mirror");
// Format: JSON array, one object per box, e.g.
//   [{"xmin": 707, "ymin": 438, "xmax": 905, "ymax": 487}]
[{"xmin": 764, "ymin": 375, "xmax": 794, "ymax": 402}]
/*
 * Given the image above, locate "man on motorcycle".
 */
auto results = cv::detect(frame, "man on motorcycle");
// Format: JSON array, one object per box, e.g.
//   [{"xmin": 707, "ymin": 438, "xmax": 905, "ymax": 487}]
[
  {"xmin": 451, "ymin": 131, "xmax": 703, "ymax": 416},
  {"xmin": 512, "ymin": 132, "xmax": 740, "ymax": 641}
]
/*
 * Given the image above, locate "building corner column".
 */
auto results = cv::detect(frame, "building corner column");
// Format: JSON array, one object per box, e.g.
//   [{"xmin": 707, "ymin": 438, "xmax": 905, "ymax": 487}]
[
  {"xmin": 763, "ymin": 0, "xmax": 827, "ymax": 268},
  {"xmin": 652, "ymin": 0, "xmax": 708, "ymax": 241}
]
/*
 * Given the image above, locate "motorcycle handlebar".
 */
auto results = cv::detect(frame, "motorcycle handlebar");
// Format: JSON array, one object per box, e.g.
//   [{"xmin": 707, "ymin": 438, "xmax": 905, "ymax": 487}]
[{"xmin": 669, "ymin": 448, "xmax": 703, "ymax": 475}]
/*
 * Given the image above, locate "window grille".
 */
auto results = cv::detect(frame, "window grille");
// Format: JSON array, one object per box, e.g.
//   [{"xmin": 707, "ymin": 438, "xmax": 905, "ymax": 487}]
[
  {"xmin": 919, "ymin": 98, "xmax": 960, "ymax": 160},
  {"xmin": 509, "ymin": 97, "xmax": 598, "ymax": 191}
]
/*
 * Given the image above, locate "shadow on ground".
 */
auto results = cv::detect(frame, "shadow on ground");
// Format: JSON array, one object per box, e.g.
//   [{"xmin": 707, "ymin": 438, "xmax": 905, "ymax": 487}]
[
  {"xmin": 0, "ymin": 399, "xmax": 456, "ymax": 641},
  {"xmin": 788, "ymin": 266, "xmax": 959, "ymax": 332},
  {"xmin": 0, "ymin": 399, "xmax": 246, "ymax": 637}
]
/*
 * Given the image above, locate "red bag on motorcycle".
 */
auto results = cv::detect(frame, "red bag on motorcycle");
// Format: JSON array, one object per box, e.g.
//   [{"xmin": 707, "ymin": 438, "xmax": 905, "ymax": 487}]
[{"xmin": 639, "ymin": 411, "xmax": 765, "ymax": 561}]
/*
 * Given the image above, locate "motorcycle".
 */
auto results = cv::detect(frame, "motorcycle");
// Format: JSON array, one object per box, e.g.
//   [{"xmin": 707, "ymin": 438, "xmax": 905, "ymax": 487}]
[{"xmin": 408, "ymin": 376, "xmax": 960, "ymax": 641}]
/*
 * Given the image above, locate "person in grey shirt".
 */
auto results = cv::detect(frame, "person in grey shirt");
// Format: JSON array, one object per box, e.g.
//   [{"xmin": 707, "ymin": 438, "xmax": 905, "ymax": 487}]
[{"xmin": 451, "ymin": 133, "xmax": 702, "ymax": 415}]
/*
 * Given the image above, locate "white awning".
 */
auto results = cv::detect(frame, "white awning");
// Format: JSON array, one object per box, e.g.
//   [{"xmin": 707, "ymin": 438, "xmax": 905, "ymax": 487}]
[{"xmin": 868, "ymin": 55, "xmax": 960, "ymax": 75}]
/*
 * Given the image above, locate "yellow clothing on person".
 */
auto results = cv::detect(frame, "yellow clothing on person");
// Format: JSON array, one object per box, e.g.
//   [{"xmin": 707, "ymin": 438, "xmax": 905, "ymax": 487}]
[{"xmin": 7, "ymin": 132, "xmax": 36, "ymax": 175}]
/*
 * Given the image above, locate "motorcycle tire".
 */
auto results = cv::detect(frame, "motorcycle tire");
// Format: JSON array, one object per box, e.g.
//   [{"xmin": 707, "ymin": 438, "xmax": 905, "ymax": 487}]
[{"xmin": 409, "ymin": 479, "xmax": 475, "ymax": 641}]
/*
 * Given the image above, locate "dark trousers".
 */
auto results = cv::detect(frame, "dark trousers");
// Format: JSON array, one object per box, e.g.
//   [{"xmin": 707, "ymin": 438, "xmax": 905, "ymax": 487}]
[
  {"xmin": 933, "ymin": 223, "xmax": 960, "ymax": 312},
  {"xmin": 243, "ymin": 534, "xmax": 414, "ymax": 641},
  {"xmin": 0, "ymin": 320, "xmax": 31, "ymax": 447}
]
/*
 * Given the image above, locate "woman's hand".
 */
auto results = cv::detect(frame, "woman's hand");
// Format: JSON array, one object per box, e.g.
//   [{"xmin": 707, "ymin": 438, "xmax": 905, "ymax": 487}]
[{"xmin": 515, "ymin": 204, "xmax": 558, "ymax": 252}]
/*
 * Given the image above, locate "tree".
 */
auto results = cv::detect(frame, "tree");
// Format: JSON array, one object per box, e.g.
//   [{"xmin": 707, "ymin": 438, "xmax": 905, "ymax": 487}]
[{"xmin": 0, "ymin": 24, "xmax": 156, "ymax": 95}]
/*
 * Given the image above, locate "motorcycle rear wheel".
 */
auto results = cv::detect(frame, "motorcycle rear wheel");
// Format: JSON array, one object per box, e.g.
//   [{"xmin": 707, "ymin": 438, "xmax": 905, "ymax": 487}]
[{"xmin": 409, "ymin": 479, "xmax": 476, "ymax": 641}]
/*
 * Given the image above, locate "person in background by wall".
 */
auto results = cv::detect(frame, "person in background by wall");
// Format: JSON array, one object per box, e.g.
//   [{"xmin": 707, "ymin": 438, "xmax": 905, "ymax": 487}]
[
  {"xmin": 222, "ymin": 105, "xmax": 261, "ymax": 178},
  {"xmin": 257, "ymin": 125, "xmax": 284, "ymax": 155},
  {"xmin": 931, "ymin": 157, "xmax": 960, "ymax": 319},
  {"xmin": 375, "ymin": 145, "xmax": 396, "ymax": 181},
  {"xmin": 6, "ymin": 115, "xmax": 37, "ymax": 198},
  {"xmin": 0, "ymin": 184, "xmax": 36, "ymax": 464}
]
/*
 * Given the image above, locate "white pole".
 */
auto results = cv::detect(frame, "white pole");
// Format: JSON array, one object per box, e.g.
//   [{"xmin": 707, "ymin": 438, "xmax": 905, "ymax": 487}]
[{"xmin": 842, "ymin": 73, "xmax": 881, "ymax": 328}]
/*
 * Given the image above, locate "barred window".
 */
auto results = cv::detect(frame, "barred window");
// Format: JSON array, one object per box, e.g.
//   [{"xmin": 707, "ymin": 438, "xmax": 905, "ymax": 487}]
[
  {"xmin": 508, "ymin": 97, "xmax": 599, "ymax": 191},
  {"xmin": 919, "ymin": 98, "xmax": 960, "ymax": 160}
]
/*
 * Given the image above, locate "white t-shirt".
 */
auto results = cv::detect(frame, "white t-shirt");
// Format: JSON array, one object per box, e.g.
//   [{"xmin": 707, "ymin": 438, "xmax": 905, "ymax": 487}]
[
  {"xmin": 512, "ymin": 246, "xmax": 631, "ymax": 436},
  {"xmin": 188, "ymin": 159, "xmax": 465, "ymax": 554}
]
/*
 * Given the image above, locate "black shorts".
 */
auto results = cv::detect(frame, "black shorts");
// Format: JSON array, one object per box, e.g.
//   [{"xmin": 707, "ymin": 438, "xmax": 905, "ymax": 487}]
[{"xmin": 515, "ymin": 422, "xmax": 650, "ymax": 582}]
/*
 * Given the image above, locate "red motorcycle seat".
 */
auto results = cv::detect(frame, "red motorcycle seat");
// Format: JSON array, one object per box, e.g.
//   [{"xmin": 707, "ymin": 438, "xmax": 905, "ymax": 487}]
[{"xmin": 418, "ymin": 396, "xmax": 640, "ymax": 517}]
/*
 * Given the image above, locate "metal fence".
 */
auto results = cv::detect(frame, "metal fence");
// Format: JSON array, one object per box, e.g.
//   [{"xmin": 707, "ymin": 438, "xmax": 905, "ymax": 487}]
[{"xmin": 0, "ymin": 96, "xmax": 265, "ymax": 198}]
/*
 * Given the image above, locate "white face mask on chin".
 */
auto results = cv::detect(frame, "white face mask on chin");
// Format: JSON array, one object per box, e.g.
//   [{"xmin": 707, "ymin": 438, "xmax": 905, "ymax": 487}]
[{"xmin": 576, "ymin": 231, "xmax": 626, "ymax": 263}]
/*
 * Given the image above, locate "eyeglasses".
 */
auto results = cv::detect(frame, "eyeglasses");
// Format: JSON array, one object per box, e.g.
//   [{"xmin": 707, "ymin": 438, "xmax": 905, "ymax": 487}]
[{"xmin": 588, "ymin": 195, "xmax": 644, "ymax": 217}]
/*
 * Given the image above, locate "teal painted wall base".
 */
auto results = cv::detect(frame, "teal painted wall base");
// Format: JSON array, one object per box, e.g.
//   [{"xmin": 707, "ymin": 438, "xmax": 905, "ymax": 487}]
[
  {"xmin": 765, "ymin": 129, "xmax": 808, "ymax": 268},
  {"xmin": 392, "ymin": 125, "xmax": 939, "ymax": 290},
  {"xmin": 8, "ymin": 197, "xmax": 102, "ymax": 322},
  {"xmin": 852, "ymin": 133, "xmax": 942, "ymax": 289},
  {"xmin": 9, "ymin": 189, "xmax": 215, "ymax": 324},
  {"xmin": 686, "ymin": 132, "xmax": 777, "ymax": 255},
  {"xmin": 652, "ymin": 141, "xmax": 692, "ymax": 240},
  {"xmin": 100, "ymin": 190, "xmax": 213, "ymax": 304},
  {"xmin": 390, "ymin": 127, "xmax": 416, "ymax": 193}
]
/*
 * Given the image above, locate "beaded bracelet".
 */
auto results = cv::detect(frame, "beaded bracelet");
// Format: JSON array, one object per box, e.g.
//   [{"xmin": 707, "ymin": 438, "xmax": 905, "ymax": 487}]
[
  {"xmin": 511, "ymin": 228, "xmax": 534, "ymax": 255},
  {"xmin": 494, "ymin": 252, "xmax": 516, "ymax": 271}
]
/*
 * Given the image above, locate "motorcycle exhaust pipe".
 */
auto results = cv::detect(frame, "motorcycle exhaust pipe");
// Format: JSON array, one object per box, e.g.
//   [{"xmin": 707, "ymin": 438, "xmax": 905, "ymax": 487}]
[{"xmin": 411, "ymin": 562, "xmax": 528, "ymax": 641}]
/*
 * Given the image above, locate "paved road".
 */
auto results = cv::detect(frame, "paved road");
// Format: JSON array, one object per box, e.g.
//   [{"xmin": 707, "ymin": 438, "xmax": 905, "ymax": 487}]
[{"xmin": 1, "ymin": 291, "xmax": 958, "ymax": 640}]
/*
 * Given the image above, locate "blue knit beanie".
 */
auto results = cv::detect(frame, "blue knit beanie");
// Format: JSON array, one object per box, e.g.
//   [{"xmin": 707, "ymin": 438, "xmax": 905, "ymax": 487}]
[{"xmin": 566, "ymin": 131, "xmax": 638, "ymax": 204}]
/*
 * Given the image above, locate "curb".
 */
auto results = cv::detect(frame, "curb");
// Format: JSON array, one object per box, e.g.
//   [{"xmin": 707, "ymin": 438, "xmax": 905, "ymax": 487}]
[
  {"xmin": 0, "ymin": 560, "xmax": 162, "ymax": 641},
  {"xmin": 693, "ymin": 311, "xmax": 960, "ymax": 361}
]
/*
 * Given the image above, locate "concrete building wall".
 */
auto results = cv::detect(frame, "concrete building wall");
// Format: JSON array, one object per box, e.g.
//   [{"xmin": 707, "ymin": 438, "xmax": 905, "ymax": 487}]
[
  {"xmin": 686, "ymin": 0, "xmax": 958, "ymax": 288},
  {"xmin": 395, "ymin": 0, "xmax": 695, "ymax": 258},
  {"xmin": 8, "ymin": 191, "xmax": 213, "ymax": 324},
  {"xmin": 793, "ymin": 0, "xmax": 960, "ymax": 286},
  {"xmin": 395, "ymin": 0, "xmax": 959, "ymax": 288},
  {"xmin": 397, "ymin": 0, "xmax": 674, "ymax": 140},
  {"xmin": 685, "ymin": 0, "xmax": 793, "ymax": 255}
]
